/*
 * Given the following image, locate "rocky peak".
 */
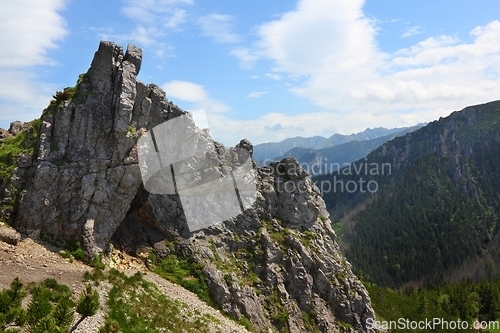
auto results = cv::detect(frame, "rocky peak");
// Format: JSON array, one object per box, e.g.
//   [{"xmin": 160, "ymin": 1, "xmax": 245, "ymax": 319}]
[
  {"xmin": 0, "ymin": 121, "xmax": 28, "ymax": 139},
  {"xmin": 10, "ymin": 41, "xmax": 185, "ymax": 254},
  {"xmin": 1, "ymin": 41, "xmax": 380, "ymax": 332}
]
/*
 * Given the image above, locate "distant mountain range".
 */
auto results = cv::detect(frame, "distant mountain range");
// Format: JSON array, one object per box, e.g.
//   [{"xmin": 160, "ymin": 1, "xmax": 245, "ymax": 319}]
[{"xmin": 254, "ymin": 125, "xmax": 425, "ymax": 174}]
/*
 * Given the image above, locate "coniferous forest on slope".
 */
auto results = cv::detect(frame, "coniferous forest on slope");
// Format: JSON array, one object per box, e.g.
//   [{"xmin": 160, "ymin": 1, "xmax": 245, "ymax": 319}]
[
  {"xmin": 366, "ymin": 277, "xmax": 500, "ymax": 332},
  {"xmin": 345, "ymin": 150, "xmax": 497, "ymax": 287},
  {"xmin": 315, "ymin": 100, "xmax": 500, "ymax": 288}
]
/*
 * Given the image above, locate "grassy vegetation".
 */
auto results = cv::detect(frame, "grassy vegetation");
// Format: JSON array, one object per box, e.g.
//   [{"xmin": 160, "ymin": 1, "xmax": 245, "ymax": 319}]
[
  {"xmin": 302, "ymin": 311, "xmax": 320, "ymax": 333},
  {"xmin": 0, "ymin": 267, "xmax": 229, "ymax": 333},
  {"xmin": 148, "ymin": 253, "xmax": 213, "ymax": 305},
  {"xmin": 0, "ymin": 119, "xmax": 41, "ymax": 222},
  {"xmin": 302, "ymin": 230, "xmax": 318, "ymax": 248},
  {"xmin": 0, "ymin": 120, "xmax": 40, "ymax": 183},
  {"xmin": 209, "ymin": 237, "xmax": 263, "ymax": 289},
  {"xmin": 261, "ymin": 219, "xmax": 290, "ymax": 252},
  {"xmin": 127, "ymin": 125, "xmax": 137, "ymax": 135},
  {"xmin": 102, "ymin": 268, "xmax": 219, "ymax": 333},
  {"xmin": 0, "ymin": 133, "xmax": 26, "ymax": 183},
  {"xmin": 261, "ymin": 219, "xmax": 319, "ymax": 250},
  {"xmin": 43, "ymin": 73, "xmax": 92, "ymax": 117},
  {"xmin": 237, "ymin": 316, "xmax": 254, "ymax": 332},
  {"xmin": 59, "ymin": 240, "xmax": 86, "ymax": 262},
  {"xmin": 145, "ymin": 238, "xmax": 263, "ymax": 331},
  {"xmin": 58, "ymin": 241, "xmax": 106, "ymax": 271},
  {"xmin": 265, "ymin": 289, "xmax": 289, "ymax": 331}
]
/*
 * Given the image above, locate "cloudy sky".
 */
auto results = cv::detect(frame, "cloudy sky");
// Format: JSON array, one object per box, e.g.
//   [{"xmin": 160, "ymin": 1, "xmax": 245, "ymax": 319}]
[{"xmin": 1, "ymin": 0, "xmax": 499, "ymax": 145}]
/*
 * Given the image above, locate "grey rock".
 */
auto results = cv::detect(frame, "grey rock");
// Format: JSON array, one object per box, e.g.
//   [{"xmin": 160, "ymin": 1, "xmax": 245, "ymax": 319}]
[
  {"xmin": 13, "ymin": 41, "xmax": 183, "ymax": 254},
  {"xmin": 8, "ymin": 121, "xmax": 27, "ymax": 136},
  {"xmin": 0, "ymin": 225, "xmax": 21, "ymax": 245},
  {"xmin": 114, "ymin": 155, "xmax": 379, "ymax": 332}
]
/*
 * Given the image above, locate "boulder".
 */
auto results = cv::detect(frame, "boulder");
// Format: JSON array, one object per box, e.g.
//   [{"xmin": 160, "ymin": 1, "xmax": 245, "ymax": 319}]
[{"xmin": 0, "ymin": 224, "xmax": 21, "ymax": 245}]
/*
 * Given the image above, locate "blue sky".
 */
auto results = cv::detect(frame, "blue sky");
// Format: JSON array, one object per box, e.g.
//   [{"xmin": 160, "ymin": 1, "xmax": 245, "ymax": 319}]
[{"xmin": 1, "ymin": 0, "xmax": 500, "ymax": 145}]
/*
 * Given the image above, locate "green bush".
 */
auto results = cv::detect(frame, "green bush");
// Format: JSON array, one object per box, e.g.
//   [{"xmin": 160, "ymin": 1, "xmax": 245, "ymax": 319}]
[
  {"xmin": 99, "ymin": 318, "xmax": 123, "ymax": 333},
  {"xmin": 150, "ymin": 254, "xmax": 213, "ymax": 305},
  {"xmin": 61, "ymin": 240, "xmax": 86, "ymax": 261},
  {"xmin": 91, "ymin": 254, "xmax": 106, "ymax": 270},
  {"xmin": 25, "ymin": 278, "xmax": 76, "ymax": 332},
  {"xmin": 0, "ymin": 122, "xmax": 39, "ymax": 180},
  {"xmin": 0, "ymin": 277, "xmax": 103, "ymax": 333}
]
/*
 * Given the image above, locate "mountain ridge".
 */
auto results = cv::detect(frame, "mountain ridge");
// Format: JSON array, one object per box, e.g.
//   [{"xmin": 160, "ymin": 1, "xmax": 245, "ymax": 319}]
[
  {"xmin": 273, "ymin": 124, "xmax": 424, "ymax": 175},
  {"xmin": 253, "ymin": 126, "xmax": 423, "ymax": 163}
]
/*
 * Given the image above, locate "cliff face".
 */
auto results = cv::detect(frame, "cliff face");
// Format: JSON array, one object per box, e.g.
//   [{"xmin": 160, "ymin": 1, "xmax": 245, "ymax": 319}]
[
  {"xmin": 12, "ymin": 42, "xmax": 185, "ymax": 253},
  {"xmin": 1, "ymin": 42, "xmax": 378, "ymax": 332}
]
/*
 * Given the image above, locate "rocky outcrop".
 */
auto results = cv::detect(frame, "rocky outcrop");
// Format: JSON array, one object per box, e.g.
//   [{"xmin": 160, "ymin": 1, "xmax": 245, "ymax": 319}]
[
  {"xmin": 12, "ymin": 42, "xmax": 185, "ymax": 254},
  {"xmin": 114, "ymin": 155, "xmax": 378, "ymax": 332},
  {"xmin": 0, "ymin": 121, "xmax": 28, "ymax": 139},
  {"xmin": 1, "ymin": 41, "xmax": 379, "ymax": 332}
]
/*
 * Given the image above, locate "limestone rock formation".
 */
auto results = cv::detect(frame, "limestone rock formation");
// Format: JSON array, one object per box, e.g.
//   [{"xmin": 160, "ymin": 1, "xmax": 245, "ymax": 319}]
[
  {"xmin": 1, "ymin": 41, "xmax": 380, "ymax": 332},
  {"xmin": 11, "ymin": 42, "xmax": 185, "ymax": 254}
]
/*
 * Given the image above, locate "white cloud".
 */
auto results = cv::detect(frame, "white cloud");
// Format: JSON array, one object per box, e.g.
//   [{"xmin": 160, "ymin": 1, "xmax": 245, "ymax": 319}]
[
  {"xmin": 0, "ymin": 0, "xmax": 67, "ymax": 126},
  {"xmin": 121, "ymin": 0, "xmax": 192, "ymax": 28},
  {"xmin": 0, "ymin": 0, "xmax": 67, "ymax": 67},
  {"xmin": 247, "ymin": 91, "xmax": 268, "ymax": 98},
  {"xmin": 265, "ymin": 73, "xmax": 282, "ymax": 81},
  {"xmin": 198, "ymin": 14, "xmax": 242, "ymax": 43},
  {"xmin": 230, "ymin": 48, "xmax": 259, "ymax": 69},
  {"xmin": 96, "ymin": 0, "xmax": 193, "ymax": 57},
  {"xmin": 242, "ymin": 0, "xmax": 500, "ymax": 129},
  {"xmin": 204, "ymin": 0, "xmax": 500, "ymax": 145},
  {"xmin": 255, "ymin": 0, "xmax": 379, "ymax": 75},
  {"xmin": 162, "ymin": 80, "xmax": 230, "ymax": 113},
  {"xmin": 402, "ymin": 25, "xmax": 423, "ymax": 38},
  {"xmin": 162, "ymin": 80, "xmax": 208, "ymax": 102}
]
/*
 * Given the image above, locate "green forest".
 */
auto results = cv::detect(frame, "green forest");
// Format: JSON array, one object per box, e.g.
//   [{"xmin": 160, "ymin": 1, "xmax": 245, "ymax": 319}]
[
  {"xmin": 343, "ymin": 150, "xmax": 499, "ymax": 287},
  {"xmin": 315, "ymin": 101, "xmax": 500, "ymax": 288},
  {"xmin": 367, "ymin": 278, "xmax": 500, "ymax": 332}
]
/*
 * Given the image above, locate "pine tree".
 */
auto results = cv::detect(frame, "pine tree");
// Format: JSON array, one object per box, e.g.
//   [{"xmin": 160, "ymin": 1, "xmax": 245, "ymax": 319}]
[
  {"xmin": 0, "ymin": 277, "xmax": 26, "ymax": 331},
  {"xmin": 53, "ymin": 297, "xmax": 74, "ymax": 330},
  {"xmin": 70, "ymin": 284, "xmax": 100, "ymax": 332}
]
